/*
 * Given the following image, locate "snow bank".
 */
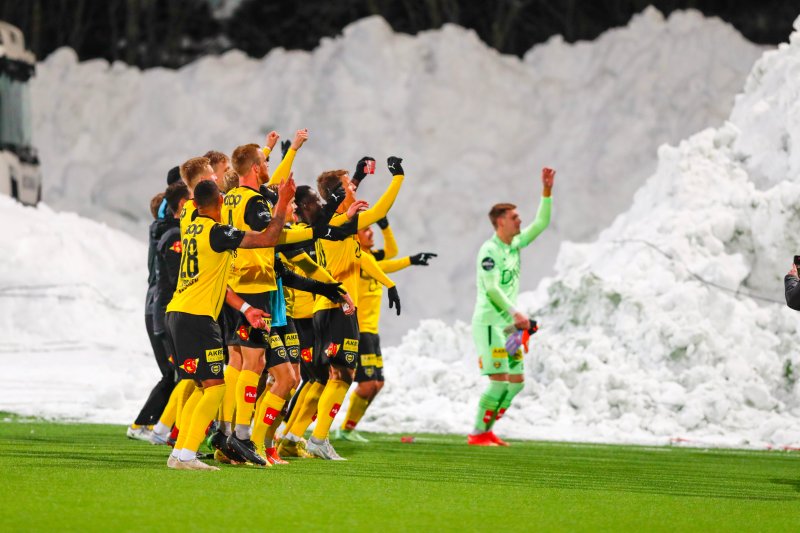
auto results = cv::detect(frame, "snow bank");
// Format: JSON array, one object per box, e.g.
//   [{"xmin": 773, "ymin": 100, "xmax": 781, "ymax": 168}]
[
  {"xmin": 365, "ymin": 17, "xmax": 800, "ymax": 448},
  {"xmin": 0, "ymin": 197, "xmax": 154, "ymax": 422},
  {"xmin": 31, "ymin": 8, "xmax": 763, "ymax": 343}
]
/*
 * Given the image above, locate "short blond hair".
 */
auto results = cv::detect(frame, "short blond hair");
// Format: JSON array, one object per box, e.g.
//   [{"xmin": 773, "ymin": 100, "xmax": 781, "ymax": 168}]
[
  {"xmin": 220, "ymin": 169, "xmax": 240, "ymax": 193},
  {"xmin": 203, "ymin": 150, "xmax": 228, "ymax": 168},
  {"xmin": 180, "ymin": 156, "xmax": 211, "ymax": 190},
  {"xmin": 231, "ymin": 144, "xmax": 261, "ymax": 176}
]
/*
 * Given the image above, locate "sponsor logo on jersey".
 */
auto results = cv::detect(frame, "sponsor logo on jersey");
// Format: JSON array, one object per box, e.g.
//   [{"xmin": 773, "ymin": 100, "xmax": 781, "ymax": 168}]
[
  {"xmin": 205, "ymin": 348, "xmax": 224, "ymax": 362},
  {"xmin": 325, "ymin": 342, "xmax": 339, "ymax": 357},
  {"xmin": 186, "ymin": 223, "xmax": 205, "ymax": 236},
  {"xmin": 283, "ymin": 333, "xmax": 299, "ymax": 346},
  {"xmin": 223, "ymin": 194, "xmax": 242, "ymax": 207},
  {"xmin": 269, "ymin": 335, "xmax": 283, "ymax": 349},
  {"xmin": 343, "ymin": 338, "xmax": 359, "ymax": 352},
  {"xmin": 170, "ymin": 240, "xmax": 182, "ymax": 254},
  {"xmin": 482, "ymin": 409, "xmax": 494, "ymax": 425},
  {"xmin": 376, "ymin": 355, "xmax": 384, "ymax": 368},
  {"xmin": 210, "ymin": 363, "xmax": 222, "ymax": 374},
  {"xmin": 263, "ymin": 407, "xmax": 280, "ymax": 426},
  {"xmin": 481, "ymin": 257, "xmax": 495, "ymax": 271},
  {"xmin": 329, "ymin": 403, "xmax": 341, "ymax": 418},
  {"xmin": 180, "ymin": 358, "xmax": 198, "ymax": 374},
  {"xmin": 244, "ymin": 386, "xmax": 257, "ymax": 403},
  {"xmin": 301, "ymin": 348, "xmax": 313, "ymax": 363},
  {"xmin": 237, "ymin": 326, "xmax": 250, "ymax": 341},
  {"xmin": 361, "ymin": 353, "xmax": 377, "ymax": 366},
  {"xmin": 492, "ymin": 348, "xmax": 507, "ymax": 359}
]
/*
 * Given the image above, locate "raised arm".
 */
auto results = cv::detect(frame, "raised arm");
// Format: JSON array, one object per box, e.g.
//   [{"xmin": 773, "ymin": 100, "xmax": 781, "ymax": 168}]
[
  {"xmin": 376, "ymin": 218, "xmax": 399, "ymax": 260},
  {"xmin": 267, "ymin": 129, "xmax": 307, "ymax": 186},
  {"xmin": 513, "ymin": 167, "xmax": 555, "ymax": 249},
  {"xmin": 353, "ymin": 157, "xmax": 405, "ymax": 228}
]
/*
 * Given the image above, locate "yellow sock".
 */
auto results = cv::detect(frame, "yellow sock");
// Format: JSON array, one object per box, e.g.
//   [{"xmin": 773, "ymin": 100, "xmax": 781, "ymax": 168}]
[
  {"xmin": 283, "ymin": 384, "xmax": 309, "ymax": 431},
  {"xmin": 184, "ymin": 384, "xmax": 226, "ymax": 453},
  {"xmin": 234, "ymin": 369, "xmax": 260, "ymax": 427},
  {"xmin": 252, "ymin": 392, "xmax": 287, "ymax": 446},
  {"xmin": 159, "ymin": 379, "xmax": 187, "ymax": 427},
  {"xmin": 341, "ymin": 391, "xmax": 370, "ymax": 431},
  {"xmin": 311, "ymin": 380, "xmax": 350, "ymax": 441},
  {"xmin": 287, "ymin": 382, "xmax": 325, "ymax": 439},
  {"xmin": 175, "ymin": 387, "xmax": 202, "ymax": 450},
  {"xmin": 175, "ymin": 380, "xmax": 196, "ymax": 431},
  {"xmin": 220, "ymin": 366, "xmax": 240, "ymax": 430}
]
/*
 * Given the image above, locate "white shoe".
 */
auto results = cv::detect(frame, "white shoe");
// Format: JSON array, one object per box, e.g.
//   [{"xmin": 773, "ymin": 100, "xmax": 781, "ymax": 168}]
[
  {"xmin": 307, "ymin": 438, "xmax": 347, "ymax": 461},
  {"xmin": 149, "ymin": 431, "xmax": 171, "ymax": 446},
  {"xmin": 174, "ymin": 458, "xmax": 220, "ymax": 471},
  {"xmin": 167, "ymin": 455, "xmax": 179, "ymax": 469},
  {"xmin": 126, "ymin": 425, "xmax": 152, "ymax": 442}
]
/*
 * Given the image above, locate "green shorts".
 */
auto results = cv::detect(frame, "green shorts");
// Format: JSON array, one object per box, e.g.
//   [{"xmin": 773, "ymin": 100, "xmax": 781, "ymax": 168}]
[{"xmin": 472, "ymin": 323, "xmax": 524, "ymax": 376}]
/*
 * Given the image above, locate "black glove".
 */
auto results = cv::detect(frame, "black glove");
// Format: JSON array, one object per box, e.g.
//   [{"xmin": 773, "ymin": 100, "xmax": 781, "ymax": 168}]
[
  {"xmin": 387, "ymin": 286, "xmax": 401, "ymax": 316},
  {"xmin": 312, "ymin": 222, "xmax": 356, "ymax": 241},
  {"xmin": 351, "ymin": 156, "xmax": 375, "ymax": 188},
  {"xmin": 319, "ymin": 184, "xmax": 346, "ymax": 224},
  {"xmin": 387, "ymin": 156, "xmax": 404, "ymax": 176},
  {"xmin": 316, "ymin": 281, "xmax": 346, "ymax": 304},
  {"xmin": 410, "ymin": 252, "xmax": 437, "ymax": 266},
  {"xmin": 280, "ymin": 140, "xmax": 291, "ymax": 160},
  {"xmin": 259, "ymin": 184, "xmax": 278, "ymax": 207},
  {"xmin": 376, "ymin": 217, "xmax": 389, "ymax": 230}
]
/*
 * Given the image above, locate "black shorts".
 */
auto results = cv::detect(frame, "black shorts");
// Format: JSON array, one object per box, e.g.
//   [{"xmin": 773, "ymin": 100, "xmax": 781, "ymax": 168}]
[
  {"xmin": 266, "ymin": 329, "xmax": 289, "ymax": 369},
  {"xmin": 274, "ymin": 318, "xmax": 300, "ymax": 362},
  {"xmin": 165, "ymin": 311, "xmax": 225, "ymax": 381},
  {"xmin": 313, "ymin": 308, "xmax": 359, "ymax": 370},
  {"xmin": 223, "ymin": 292, "xmax": 273, "ymax": 348},
  {"xmin": 294, "ymin": 317, "xmax": 316, "ymax": 382},
  {"xmin": 355, "ymin": 332, "xmax": 384, "ymax": 383}
]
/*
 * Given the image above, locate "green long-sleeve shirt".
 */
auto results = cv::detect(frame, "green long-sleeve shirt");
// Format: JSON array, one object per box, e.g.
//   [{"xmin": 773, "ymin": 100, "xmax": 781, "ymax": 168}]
[{"xmin": 472, "ymin": 196, "xmax": 552, "ymax": 326}]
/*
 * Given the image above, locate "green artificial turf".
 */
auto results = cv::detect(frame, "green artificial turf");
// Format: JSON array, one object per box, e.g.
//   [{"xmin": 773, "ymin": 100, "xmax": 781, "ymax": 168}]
[{"xmin": 0, "ymin": 417, "xmax": 798, "ymax": 532}]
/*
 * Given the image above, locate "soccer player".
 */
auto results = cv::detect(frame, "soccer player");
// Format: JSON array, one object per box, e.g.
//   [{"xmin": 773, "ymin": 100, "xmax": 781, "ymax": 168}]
[
  {"xmin": 337, "ymin": 222, "xmax": 436, "ymax": 442},
  {"xmin": 165, "ymin": 176, "xmax": 294, "ymax": 470},
  {"xmin": 468, "ymin": 167, "xmax": 554, "ymax": 446},
  {"xmin": 291, "ymin": 157, "xmax": 406, "ymax": 460}
]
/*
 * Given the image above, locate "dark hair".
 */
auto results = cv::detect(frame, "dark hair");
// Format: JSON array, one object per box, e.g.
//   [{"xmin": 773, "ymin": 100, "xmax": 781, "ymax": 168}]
[
  {"xmin": 164, "ymin": 181, "xmax": 190, "ymax": 213},
  {"xmin": 295, "ymin": 185, "xmax": 315, "ymax": 206},
  {"xmin": 166, "ymin": 166, "xmax": 181, "ymax": 185},
  {"xmin": 150, "ymin": 192, "xmax": 165, "ymax": 219},
  {"xmin": 194, "ymin": 179, "xmax": 221, "ymax": 209},
  {"xmin": 489, "ymin": 203, "xmax": 517, "ymax": 228}
]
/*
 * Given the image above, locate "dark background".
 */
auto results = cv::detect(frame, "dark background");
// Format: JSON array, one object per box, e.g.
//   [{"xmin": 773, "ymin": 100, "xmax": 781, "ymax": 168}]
[{"xmin": 1, "ymin": 0, "xmax": 797, "ymax": 68}]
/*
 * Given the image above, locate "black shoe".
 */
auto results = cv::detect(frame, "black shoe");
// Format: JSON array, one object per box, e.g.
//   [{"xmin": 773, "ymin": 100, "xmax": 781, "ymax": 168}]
[
  {"xmin": 210, "ymin": 430, "xmax": 246, "ymax": 463},
  {"xmin": 227, "ymin": 434, "xmax": 267, "ymax": 466}
]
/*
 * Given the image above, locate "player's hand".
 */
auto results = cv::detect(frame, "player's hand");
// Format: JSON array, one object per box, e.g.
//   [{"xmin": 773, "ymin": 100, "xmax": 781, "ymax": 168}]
[
  {"xmin": 790, "ymin": 263, "xmax": 799, "ymax": 278},
  {"xmin": 277, "ymin": 173, "xmax": 296, "ymax": 206},
  {"xmin": 376, "ymin": 217, "xmax": 389, "ymax": 230},
  {"xmin": 352, "ymin": 156, "xmax": 376, "ymax": 189},
  {"xmin": 291, "ymin": 128, "xmax": 308, "ymax": 150},
  {"xmin": 318, "ymin": 281, "xmax": 346, "ymax": 303},
  {"xmin": 346, "ymin": 199, "xmax": 369, "ymax": 219},
  {"xmin": 542, "ymin": 167, "xmax": 555, "ymax": 197},
  {"xmin": 280, "ymin": 139, "xmax": 291, "ymax": 159},
  {"xmin": 387, "ymin": 156, "xmax": 404, "ymax": 176},
  {"xmin": 245, "ymin": 307, "xmax": 271, "ymax": 331},
  {"xmin": 342, "ymin": 293, "xmax": 356, "ymax": 315},
  {"xmin": 387, "ymin": 286, "xmax": 401, "ymax": 316},
  {"xmin": 265, "ymin": 131, "xmax": 279, "ymax": 150},
  {"xmin": 409, "ymin": 252, "xmax": 437, "ymax": 266},
  {"xmin": 513, "ymin": 311, "xmax": 530, "ymax": 331},
  {"xmin": 321, "ymin": 184, "xmax": 346, "ymax": 222}
]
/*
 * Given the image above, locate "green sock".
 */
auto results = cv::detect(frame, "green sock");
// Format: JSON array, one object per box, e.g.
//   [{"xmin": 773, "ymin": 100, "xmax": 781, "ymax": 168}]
[
  {"xmin": 473, "ymin": 380, "xmax": 508, "ymax": 433},
  {"xmin": 488, "ymin": 381, "xmax": 524, "ymax": 430}
]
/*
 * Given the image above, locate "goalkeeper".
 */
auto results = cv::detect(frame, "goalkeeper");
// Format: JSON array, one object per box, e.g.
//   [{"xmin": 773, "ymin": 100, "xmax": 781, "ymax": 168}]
[{"xmin": 468, "ymin": 167, "xmax": 554, "ymax": 446}]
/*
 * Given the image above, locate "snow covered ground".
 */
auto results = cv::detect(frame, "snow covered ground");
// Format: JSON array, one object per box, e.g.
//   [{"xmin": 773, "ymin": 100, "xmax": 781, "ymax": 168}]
[
  {"xmin": 7, "ymin": 9, "xmax": 800, "ymax": 449},
  {"xmin": 31, "ymin": 8, "xmax": 763, "ymax": 343}
]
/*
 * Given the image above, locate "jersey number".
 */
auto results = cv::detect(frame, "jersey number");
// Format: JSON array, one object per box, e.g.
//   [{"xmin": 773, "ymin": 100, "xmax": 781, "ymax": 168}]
[{"xmin": 180, "ymin": 238, "xmax": 199, "ymax": 278}]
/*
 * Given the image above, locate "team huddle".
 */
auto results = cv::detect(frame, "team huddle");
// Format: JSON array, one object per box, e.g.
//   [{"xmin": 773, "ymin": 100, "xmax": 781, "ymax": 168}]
[{"xmin": 128, "ymin": 130, "xmax": 436, "ymax": 469}]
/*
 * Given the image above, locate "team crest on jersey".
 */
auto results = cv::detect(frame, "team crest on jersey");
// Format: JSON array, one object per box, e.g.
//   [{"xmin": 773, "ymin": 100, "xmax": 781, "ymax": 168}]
[
  {"xmin": 237, "ymin": 326, "xmax": 250, "ymax": 341},
  {"xmin": 481, "ymin": 257, "xmax": 495, "ymax": 271},
  {"xmin": 170, "ymin": 240, "xmax": 182, "ymax": 254},
  {"xmin": 345, "ymin": 353, "xmax": 355, "ymax": 364},
  {"xmin": 326, "ymin": 343, "xmax": 339, "ymax": 357},
  {"xmin": 365, "ymin": 368, "xmax": 375, "ymax": 377},
  {"xmin": 180, "ymin": 358, "xmax": 199, "ymax": 374},
  {"xmin": 493, "ymin": 361, "xmax": 502, "ymax": 369},
  {"xmin": 301, "ymin": 348, "xmax": 313, "ymax": 363},
  {"xmin": 210, "ymin": 363, "xmax": 222, "ymax": 375}
]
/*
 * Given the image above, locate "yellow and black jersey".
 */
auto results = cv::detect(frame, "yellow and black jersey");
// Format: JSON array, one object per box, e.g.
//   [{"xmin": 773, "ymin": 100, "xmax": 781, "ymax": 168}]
[
  {"xmin": 222, "ymin": 186, "xmax": 276, "ymax": 293},
  {"xmin": 313, "ymin": 173, "xmax": 405, "ymax": 313},
  {"xmin": 281, "ymin": 221, "xmax": 339, "ymax": 318},
  {"xmin": 179, "ymin": 199, "xmax": 197, "ymax": 236},
  {"xmin": 357, "ymin": 251, "xmax": 397, "ymax": 334},
  {"xmin": 166, "ymin": 215, "xmax": 245, "ymax": 318}
]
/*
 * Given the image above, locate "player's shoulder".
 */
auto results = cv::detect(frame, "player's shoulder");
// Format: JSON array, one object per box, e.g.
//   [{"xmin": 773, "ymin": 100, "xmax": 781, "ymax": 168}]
[{"xmin": 477, "ymin": 236, "xmax": 501, "ymax": 256}]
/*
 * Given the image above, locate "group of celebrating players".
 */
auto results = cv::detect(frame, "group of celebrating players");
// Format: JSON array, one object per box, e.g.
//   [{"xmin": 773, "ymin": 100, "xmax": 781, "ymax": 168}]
[{"xmin": 127, "ymin": 129, "xmax": 436, "ymax": 470}]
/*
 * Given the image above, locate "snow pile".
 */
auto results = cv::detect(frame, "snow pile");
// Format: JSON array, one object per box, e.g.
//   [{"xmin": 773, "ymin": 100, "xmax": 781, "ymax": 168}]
[
  {"xmin": 0, "ymin": 197, "xmax": 154, "ymax": 422},
  {"xmin": 365, "ymin": 18, "xmax": 800, "ymax": 448},
  {"xmin": 31, "ymin": 8, "xmax": 763, "ymax": 343}
]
